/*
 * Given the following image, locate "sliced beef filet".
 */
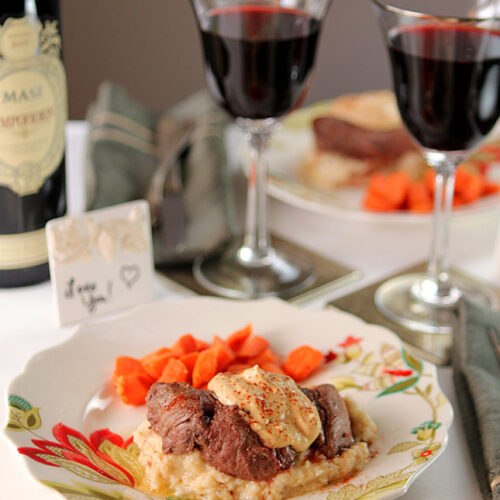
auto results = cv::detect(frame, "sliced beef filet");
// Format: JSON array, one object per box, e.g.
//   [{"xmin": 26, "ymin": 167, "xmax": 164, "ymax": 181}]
[
  {"xmin": 145, "ymin": 381, "xmax": 354, "ymax": 480},
  {"xmin": 313, "ymin": 116, "xmax": 416, "ymax": 160},
  {"xmin": 146, "ymin": 382, "xmax": 295, "ymax": 480},
  {"xmin": 146, "ymin": 382, "xmax": 216, "ymax": 454},
  {"xmin": 201, "ymin": 404, "xmax": 296, "ymax": 481},
  {"xmin": 301, "ymin": 384, "xmax": 354, "ymax": 458}
]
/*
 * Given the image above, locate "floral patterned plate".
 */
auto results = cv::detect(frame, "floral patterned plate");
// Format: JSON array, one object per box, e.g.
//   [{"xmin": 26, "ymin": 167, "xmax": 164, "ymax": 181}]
[{"xmin": 3, "ymin": 297, "xmax": 453, "ymax": 500}]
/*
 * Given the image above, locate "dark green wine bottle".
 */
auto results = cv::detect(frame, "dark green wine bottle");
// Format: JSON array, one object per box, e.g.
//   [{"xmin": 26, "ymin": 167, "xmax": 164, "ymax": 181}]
[{"xmin": 0, "ymin": 0, "xmax": 67, "ymax": 287}]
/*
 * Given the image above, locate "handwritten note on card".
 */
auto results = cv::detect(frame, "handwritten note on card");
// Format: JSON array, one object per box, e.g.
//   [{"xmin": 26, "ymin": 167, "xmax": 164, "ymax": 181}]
[{"xmin": 46, "ymin": 201, "xmax": 154, "ymax": 326}]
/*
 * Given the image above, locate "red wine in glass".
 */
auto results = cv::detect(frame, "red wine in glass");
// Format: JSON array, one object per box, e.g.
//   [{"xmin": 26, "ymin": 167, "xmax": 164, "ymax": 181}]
[
  {"xmin": 389, "ymin": 25, "xmax": 500, "ymax": 152},
  {"xmin": 200, "ymin": 6, "xmax": 321, "ymax": 119},
  {"xmin": 191, "ymin": 0, "xmax": 330, "ymax": 299},
  {"xmin": 373, "ymin": 0, "xmax": 500, "ymax": 335}
]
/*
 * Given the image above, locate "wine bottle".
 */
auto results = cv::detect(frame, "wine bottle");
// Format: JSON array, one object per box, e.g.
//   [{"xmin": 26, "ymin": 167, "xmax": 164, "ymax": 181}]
[{"xmin": 0, "ymin": 0, "xmax": 67, "ymax": 287}]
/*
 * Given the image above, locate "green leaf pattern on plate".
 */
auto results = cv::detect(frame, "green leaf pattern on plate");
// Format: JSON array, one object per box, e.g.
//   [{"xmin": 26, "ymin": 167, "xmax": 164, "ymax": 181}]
[{"xmin": 328, "ymin": 336, "xmax": 445, "ymax": 500}]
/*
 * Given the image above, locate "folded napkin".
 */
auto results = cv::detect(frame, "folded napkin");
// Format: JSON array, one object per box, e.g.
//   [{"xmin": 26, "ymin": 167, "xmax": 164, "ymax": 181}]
[
  {"xmin": 453, "ymin": 299, "xmax": 500, "ymax": 500},
  {"xmin": 85, "ymin": 82, "xmax": 236, "ymax": 264},
  {"xmin": 85, "ymin": 81, "xmax": 158, "ymax": 209}
]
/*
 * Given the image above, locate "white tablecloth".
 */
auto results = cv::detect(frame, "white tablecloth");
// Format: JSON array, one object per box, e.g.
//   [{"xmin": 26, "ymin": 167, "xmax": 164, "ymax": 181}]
[{"xmin": 1, "ymin": 121, "xmax": 498, "ymax": 499}]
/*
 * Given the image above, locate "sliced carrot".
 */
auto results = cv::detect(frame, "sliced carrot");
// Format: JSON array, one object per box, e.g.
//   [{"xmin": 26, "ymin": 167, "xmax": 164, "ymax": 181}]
[
  {"xmin": 114, "ymin": 373, "xmax": 153, "ymax": 406},
  {"xmin": 408, "ymin": 181, "xmax": 433, "ymax": 213},
  {"xmin": 453, "ymin": 194, "xmax": 466, "ymax": 207},
  {"xmin": 387, "ymin": 171, "xmax": 411, "ymax": 208},
  {"xmin": 483, "ymin": 181, "xmax": 500, "ymax": 195},
  {"xmin": 225, "ymin": 323, "xmax": 253, "ymax": 352},
  {"xmin": 140, "ymin": 348, "xmax": 174, "ymax": 380},
  {"xmin": 113, "ymin": 356, "xmax": 145, "ymax": 378},
  {"xmin": 192, "ymin": 348, "xmax": 219, "ymax": 388},
  {"xmin": 237, "ymin": 335, "xmax": 270, "ymax": 360},
  {"xmin": 457, "ymin": 171, "xmax": 484, "ymax": 203},
  {"xmin": 454, "ymin": 167, "xmax": 472, "ymax": 195},
  {"xmin": 283, "ymin": 345, "xmax": 324, "ymax": 382},
  {"xmin": 194, "ymin": 338, "xmax": 210, "ymax": 351},
  {"xmin": 212, "ymin": 335, "xmax": 236, "ymax": 371},
  {"xmin": 248, "ymin": 347, "xmax": 282, "ymax": 367},
  {"xmin": 366, "ymin": 171, "xmax": 410, "ymax": 209},
  {"xmin": 362, "ymin": 191, "xmax": 393, "ymax": 212},
  {"xmin": 172, "ymin": 334, "xmax": 197, "ymax": 356},
  {"xmin": 158, "ymin": 358, "xmax": 190, "ymax": 384},
  {"xmin": 225, "ymin": 363, "xmax": 252, "ymax": 373},
  {"xmin": 140, "ymin": 347, "xmax": 171, "ymax": 363},
  {"xmin": 260, "ymin": 362, "xmax": 287, "ymax": 375},
  {"xmin": 424, "ymin": 169, "xmax": 435, "ymax": 196},
  {"xmin": 180, "ymin": 352, "xmax": 199, "ymax": 373}
]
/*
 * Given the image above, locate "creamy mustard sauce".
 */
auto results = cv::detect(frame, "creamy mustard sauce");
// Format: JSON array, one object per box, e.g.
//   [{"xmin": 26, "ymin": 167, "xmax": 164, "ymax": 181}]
[{"xmin": 208, "ymin": 365, "xmax": 321, "ymax": 452}]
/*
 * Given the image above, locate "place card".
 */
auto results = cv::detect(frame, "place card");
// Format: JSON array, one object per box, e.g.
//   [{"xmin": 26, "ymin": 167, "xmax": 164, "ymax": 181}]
[{"xmin": 46, "ymin": 201, "xmax": 154, "ymax": 326}]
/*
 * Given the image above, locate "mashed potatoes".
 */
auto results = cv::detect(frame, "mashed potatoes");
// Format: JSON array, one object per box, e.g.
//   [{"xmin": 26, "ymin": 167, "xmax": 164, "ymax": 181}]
[{"xmin": 133, "ymin": 397, "xmax": 376, "ymax": 500}]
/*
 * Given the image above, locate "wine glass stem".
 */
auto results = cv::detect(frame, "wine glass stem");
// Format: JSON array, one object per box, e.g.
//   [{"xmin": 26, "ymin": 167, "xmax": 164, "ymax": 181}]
[
  {"xmin": 238, "ymin": 126, "xmax": 273, "ymax": 266},
  {"xmin": 423, "ymin": 162, "xmax": 458, "ymax": 302}
]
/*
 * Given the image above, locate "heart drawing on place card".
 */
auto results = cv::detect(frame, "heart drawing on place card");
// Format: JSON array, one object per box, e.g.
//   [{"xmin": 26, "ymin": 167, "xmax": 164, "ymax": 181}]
[{"xmin": 120, "ymin": 264, "xmax": 141, "ymax": 289}]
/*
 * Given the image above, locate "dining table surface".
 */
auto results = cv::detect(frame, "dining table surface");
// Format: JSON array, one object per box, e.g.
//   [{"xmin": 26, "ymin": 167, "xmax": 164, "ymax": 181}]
[{"xmin": 1, "ymin": 120, "xmax": 499, "ymax": 500}]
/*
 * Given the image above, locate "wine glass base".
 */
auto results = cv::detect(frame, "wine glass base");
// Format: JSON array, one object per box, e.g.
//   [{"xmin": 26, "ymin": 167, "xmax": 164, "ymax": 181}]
[
  {"xmin": 375, "ymin": 273, "xmax": 498, "ymax": 334},
  {"xmin": 193, "ymin": 241, "xmax": 315, "ymax": 299}
]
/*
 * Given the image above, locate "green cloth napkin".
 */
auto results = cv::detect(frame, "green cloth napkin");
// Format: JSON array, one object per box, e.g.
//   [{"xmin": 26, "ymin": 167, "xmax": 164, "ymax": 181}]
[
  {"xmin": 85, "ymin": 81, "xmax": 159, "ymax": 209},
  {"xmin": 84, "ymin": 82, "xmax": 236, "ymax": 264},
  {"xmin": 453, "ymin": 299, "xmax": 500, "ymax": 500}
]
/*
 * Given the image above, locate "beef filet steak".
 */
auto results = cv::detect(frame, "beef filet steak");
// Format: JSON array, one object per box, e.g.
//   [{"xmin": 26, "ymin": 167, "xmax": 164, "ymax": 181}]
[
  {"xmin": 313, "ymin": 116, "xmax": 416, "ymax": 161},
  {"xmin": 145, "ymin": 381, "xmax": 353, "ymax": 481},
  {"xmin": 301, "ymin": 384, "xmax": 354, "ymax": 457}
]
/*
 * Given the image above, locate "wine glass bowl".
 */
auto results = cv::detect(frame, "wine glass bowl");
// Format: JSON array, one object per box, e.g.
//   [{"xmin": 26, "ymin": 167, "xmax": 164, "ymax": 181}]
[
  {"xmin": 191, "ymin": 0, "xmax": 330, "ymax": 298},
  {"xmin": 372, "ymin": 0, "xmax": 500, "ymax": 333}
]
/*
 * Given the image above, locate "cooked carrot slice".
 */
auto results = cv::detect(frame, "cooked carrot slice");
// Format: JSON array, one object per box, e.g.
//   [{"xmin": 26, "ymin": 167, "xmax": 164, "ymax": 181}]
[
  {"xmin": 158, "ymin": 358, "xmax": 190, "ymax": 384},
  {"xmin": 367, "ymin": 171, "xmax": 410, "ymax": 209},
  {"xmin": 248, "ymin": 348, "xmax": 282, "ymax": 367},
  {"xmin": 237, "ymin": 335, "xmax": 270, "ymax": 360},
  {"xmin": 192, "ymin": 348, "xmax": 218, "ymax": 388},
  {"xmin": 362, "ymin": 191, "xmax": 393, "ymax": 212},
  {"xmin": 225, "ymin": 363, "xmax": 252, "ymax": 373},
  {"xmin": 483, "ymin": 181, "xmax": 500, "ymax": 195},
  {"xmin": 114, "ymin": 373, "xmax": 153, "ymax": 406},
  {"xmin": 114, "ymin": 356, "xmax": 145, "ymax": 378},
  {"xmin": 212, "ymin": 335, "xmax": 236, "ymax": 371},
  {"xmin": 458, "ymin": 171, "xmax": 484, "ymax": 203},
  {"xmin": 454, "ymin": 167, "xmax": 472, "ymax": 195},
  {"xmin": 140, "ymin": 348, "xmax": 174, "ymax": 380},
  {"xmin": 260, "ymin": 362, "xmax": 287, "ymax": 375},
  {"xmin": 194, "ymin": 338, "xmax": 210, "ymax": 351},
  {"xmin": 172, "ymin": 334, "xmax": 197, "ymax": 356},
  {"xmin": 140, "ymin": 347, "xmax": 171, "ymax": 363},
  {"xmin": 180, "ymin": 352, "xmax": 199, "ymax": 373},
  {"xmin": 424, "ymin": 169, "xmax": 435, "ymax": 196},
  {"xmin": 283, "ymin": 346, "xmax": 324, "ymax": 382},
  {"xmin": 408, "ymin": 181, "xmax": 433, "ymax": 213},
  {"xmin": 225, "ymin": 323, "xmax": 253, "ymax": 352}
]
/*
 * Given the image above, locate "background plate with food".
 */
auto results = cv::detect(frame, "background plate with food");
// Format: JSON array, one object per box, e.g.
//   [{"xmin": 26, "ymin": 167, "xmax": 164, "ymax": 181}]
[
  {"xmin": 4, "ymin": 298, "xmax": 452, "ymax": 499},
  {"xmin": 228, "ymin": 91, "xmax": 500, "ymax": 224}
]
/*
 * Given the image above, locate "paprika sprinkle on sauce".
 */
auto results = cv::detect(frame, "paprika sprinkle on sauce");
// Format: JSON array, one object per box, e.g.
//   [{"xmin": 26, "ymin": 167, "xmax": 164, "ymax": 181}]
[{"xmin": 208, "ymin": 365, "xmax": 321, "ymax": 451}]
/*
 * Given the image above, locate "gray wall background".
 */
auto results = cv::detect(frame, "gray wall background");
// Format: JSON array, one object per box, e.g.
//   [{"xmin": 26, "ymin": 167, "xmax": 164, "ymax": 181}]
[{"xmin": 60, "ymin": 0, "xmax": 391, "ymax": 119}]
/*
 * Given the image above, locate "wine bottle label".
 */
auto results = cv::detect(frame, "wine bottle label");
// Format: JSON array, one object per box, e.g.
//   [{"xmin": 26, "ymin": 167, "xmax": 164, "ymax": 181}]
[
  {"xmin": 0, "ymin": 228, "xmax": 47, "ymax": 270},
  {"xmin": 0, "ymin": 16, "xmax": 67, "ymax": 196}
]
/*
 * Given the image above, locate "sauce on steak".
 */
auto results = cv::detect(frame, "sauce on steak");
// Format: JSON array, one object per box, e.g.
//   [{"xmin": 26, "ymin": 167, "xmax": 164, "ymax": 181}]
[{"xmin": 146, "ymin": 380, "xmax": 354, "ymax": 481}]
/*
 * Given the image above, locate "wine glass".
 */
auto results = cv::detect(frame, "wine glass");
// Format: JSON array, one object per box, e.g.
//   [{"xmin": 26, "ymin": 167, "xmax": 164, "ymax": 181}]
[
  {"xmin": 372, "ymin": 0, "xmax": 500, "ymax": 333},
  {"xmin": 190, "ymin": 0, "xmax": 331, "ymax": 299}
]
